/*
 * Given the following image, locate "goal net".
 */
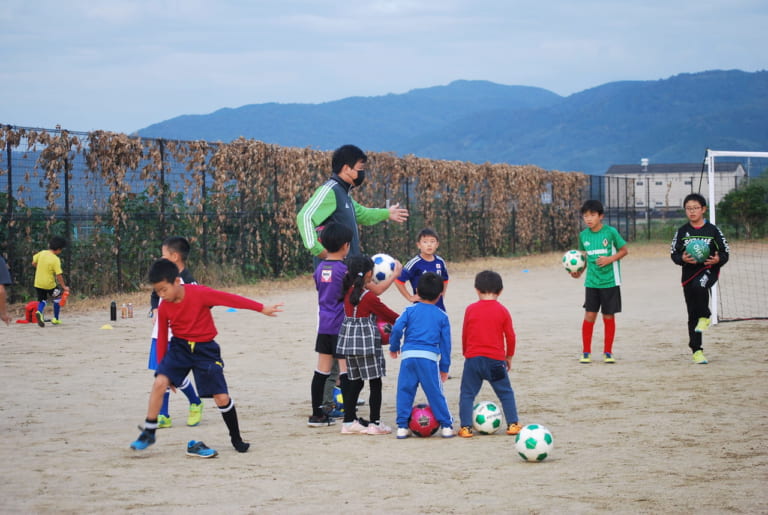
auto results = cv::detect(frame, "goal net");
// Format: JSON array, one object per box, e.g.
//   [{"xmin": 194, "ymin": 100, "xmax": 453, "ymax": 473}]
[{"xmin": 705, "ymin": 150, "xmax": 768, "ymax": 323}]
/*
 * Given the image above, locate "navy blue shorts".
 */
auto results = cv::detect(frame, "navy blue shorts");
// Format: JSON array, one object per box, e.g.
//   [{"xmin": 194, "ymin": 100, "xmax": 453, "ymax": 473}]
[
  {"xmin": 583, "ymin": 286, "xmax": 622, "ymax": 315},
  {"xmin": 155, "ymin": 337, "xmax": 228, "ymax": 397}
]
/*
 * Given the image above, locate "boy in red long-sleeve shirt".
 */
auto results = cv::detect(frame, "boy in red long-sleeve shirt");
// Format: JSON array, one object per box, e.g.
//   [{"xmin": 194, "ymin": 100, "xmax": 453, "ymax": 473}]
[
  {"xmin": 458, "ymin": 270, "xmax": 521, "ymax": 438},
  {"xmin": 130, "ymin": 258, "xmax": 283, "ymax": 457}
]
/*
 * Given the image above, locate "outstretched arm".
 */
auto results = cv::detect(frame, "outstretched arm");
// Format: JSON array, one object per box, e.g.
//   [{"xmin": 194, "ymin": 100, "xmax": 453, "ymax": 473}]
[
  {"xmin": 259, "ymin": 302, "xmax": 284, "ymax": 317},
  {"xmin": 387, "ymin": 202, "xmax": 409, "ymax": 223}
]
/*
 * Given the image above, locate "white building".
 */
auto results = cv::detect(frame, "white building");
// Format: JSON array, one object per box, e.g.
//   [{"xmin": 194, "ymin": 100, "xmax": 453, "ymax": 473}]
[{"xmin": 605, "ymin": 161, "xmax": 747, "ymax": 211}]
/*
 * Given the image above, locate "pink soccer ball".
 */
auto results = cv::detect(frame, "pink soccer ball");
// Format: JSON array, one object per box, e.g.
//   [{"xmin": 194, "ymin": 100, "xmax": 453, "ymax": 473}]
[
  {"xmin": 377, "ymin": 320, "xmax": 391, "ymax": 346},
  {"xmin": 408, "ymin": 403, "xmax": 439, "ymax": 437}
]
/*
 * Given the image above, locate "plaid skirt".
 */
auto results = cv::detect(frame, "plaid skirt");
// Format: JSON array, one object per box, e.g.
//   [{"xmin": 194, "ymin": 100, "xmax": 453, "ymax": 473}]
[
  {"xmin": 336, "ymin": 315, "xmax": 380, "ymax": 356},
  {"xmin": 346, "ymin": 350, "xmax": 386, "ymax": 381},
  {"xmin": 337, "ymin": 315, "xmax": 385, "ymax": 380}
]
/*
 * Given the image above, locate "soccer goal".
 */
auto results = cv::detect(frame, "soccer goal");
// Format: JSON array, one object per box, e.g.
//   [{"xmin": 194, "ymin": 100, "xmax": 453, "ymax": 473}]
[{"xmin": 705, "ymin": 149, "xmax": 768, "ymax": 323}]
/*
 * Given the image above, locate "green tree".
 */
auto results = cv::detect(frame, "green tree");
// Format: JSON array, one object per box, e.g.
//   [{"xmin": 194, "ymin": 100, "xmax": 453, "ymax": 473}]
[{"xmin": 717, "ymin": 170, "xmax": 768, "ymax": 239}]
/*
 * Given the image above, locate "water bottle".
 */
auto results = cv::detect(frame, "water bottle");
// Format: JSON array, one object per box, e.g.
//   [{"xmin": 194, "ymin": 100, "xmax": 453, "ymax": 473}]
[{"xmin": 110, "ymin": 301, "xmax": 117, "ymax": 321}]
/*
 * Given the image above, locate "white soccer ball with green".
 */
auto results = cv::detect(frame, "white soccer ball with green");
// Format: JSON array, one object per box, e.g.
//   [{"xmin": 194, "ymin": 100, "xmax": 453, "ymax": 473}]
[
  {"xmin": 472, "ymin": 400, "xmax": 503, "ymax": 434},
  {"xmin": 514, "ymin": 424, "xmax": 553, "ymax": 462},
  {"xmin": 562, "ymin": 249, "xmax": 586, "ymax": 273}
]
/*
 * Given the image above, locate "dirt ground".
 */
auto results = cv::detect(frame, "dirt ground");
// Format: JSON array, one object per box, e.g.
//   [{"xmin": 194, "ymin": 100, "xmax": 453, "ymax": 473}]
[{"xmin": 1, "ymin": 243, "xmax": 766, "ymax": 514}]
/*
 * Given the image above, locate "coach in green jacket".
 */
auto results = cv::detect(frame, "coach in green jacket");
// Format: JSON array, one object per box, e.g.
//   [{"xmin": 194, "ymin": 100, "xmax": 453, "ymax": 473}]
[{"xmin": 297, "ymin": 144, "xmax": 408, "ymax": 264}]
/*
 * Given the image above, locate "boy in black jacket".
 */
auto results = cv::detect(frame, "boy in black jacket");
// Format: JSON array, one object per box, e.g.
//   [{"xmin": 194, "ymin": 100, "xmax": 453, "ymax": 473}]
[{"xmin": 670, "ymin": 193, "xmax": 730, "ymax": 364}]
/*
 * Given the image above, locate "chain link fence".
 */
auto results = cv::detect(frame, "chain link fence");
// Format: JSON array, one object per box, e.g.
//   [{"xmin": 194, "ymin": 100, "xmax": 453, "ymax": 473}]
[{"xmin": 1, "ymin": 124, "xmax": 635, "ymax": 302}]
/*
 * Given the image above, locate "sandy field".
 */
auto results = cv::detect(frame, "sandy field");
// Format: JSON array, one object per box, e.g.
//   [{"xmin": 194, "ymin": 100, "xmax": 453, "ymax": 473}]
[{"xmin": 1, "ymin": 243, "xmax": 766, "ymax": 514}]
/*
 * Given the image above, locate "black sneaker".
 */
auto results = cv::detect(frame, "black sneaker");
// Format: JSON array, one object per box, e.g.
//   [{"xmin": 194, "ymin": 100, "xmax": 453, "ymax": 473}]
[{"xmin": 307, "ymin": 414, "xmax": 336, "ymax": 427}]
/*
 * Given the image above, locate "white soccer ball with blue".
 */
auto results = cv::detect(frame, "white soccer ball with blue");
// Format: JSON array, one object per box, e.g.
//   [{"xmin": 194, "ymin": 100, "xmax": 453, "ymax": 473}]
[
  {"xmin": 371, "ymin": 253, "xmax": 396, "ymax": 283},
  {"xmin": 562, "ymin": 249, "xmax": 586, "ymax": 273},
  {"xmin": 514, "ymin": 424, "xmax": 554, "ymax": 462},
  {"xmin": 472, "ymin": 400, "xmax": 503, "ymax": 434}
]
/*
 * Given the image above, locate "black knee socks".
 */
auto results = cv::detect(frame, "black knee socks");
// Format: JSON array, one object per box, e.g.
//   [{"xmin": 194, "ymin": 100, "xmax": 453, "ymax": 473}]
[
  {"xmin": 368, "ymin": 377, "xmax": 382, "ymax": 423},
  {"xmin": 219, "ymin": 399, "xmax": 250, "ymax": 452},
  {"xmin": 311, "ymin": 370, "xmax": 330, "ymax": 417},
  {"xmin": 343, "ymin": 378, "xmax": 364, "ymax": 423}
]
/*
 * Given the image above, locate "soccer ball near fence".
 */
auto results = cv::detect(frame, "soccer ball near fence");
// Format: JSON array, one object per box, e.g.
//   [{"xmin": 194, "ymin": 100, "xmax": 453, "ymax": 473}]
[
  {"xmin": 472, "ymin": 401, "xmax": 503, "ymax": 434},
  {"xmin": 562, "ymin": 250, "xmax": 586, "ymax": 273},
  {"xmin": 372, "ymin": 253, "xmax": 397, "ymax": 283},
  {"xmin": 515, "ymin": 424, "xmax": 554, "ymax": 462}
]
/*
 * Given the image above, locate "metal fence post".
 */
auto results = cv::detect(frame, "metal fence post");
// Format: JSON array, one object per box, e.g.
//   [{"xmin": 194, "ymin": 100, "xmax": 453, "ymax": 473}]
[
  {"xmin": 159, "ymin": 139, "xmax": 166, "ymax": 237},
  {"xmin": 63, "ymin": 155, "xmax": 72, "ymax": 280},
  {"xmin": 4, "ymin": 133, "xmax": 12, "ymax": 239}
]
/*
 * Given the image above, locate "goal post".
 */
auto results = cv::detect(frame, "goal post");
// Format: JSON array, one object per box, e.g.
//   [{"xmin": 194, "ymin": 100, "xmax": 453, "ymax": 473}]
[{"xmin": 705, "ymin": 149, "xmax": 768, "ymax": 324}]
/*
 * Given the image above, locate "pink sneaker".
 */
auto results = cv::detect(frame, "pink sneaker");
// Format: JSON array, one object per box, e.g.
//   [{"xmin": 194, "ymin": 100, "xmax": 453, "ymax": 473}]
[
  {"xmin": 366, "ymin": 422, "xmax": 392, "ymax": 435},
  {"xmin": 341, "ymin": 420, "xmax": 368, "ymax": 434}
]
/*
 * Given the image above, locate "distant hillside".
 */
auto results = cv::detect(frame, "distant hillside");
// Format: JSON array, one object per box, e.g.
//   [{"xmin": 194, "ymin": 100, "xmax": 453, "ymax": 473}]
[{"xmin": 136, "ymin": 70, "xmax": 768, "ymax": 175}]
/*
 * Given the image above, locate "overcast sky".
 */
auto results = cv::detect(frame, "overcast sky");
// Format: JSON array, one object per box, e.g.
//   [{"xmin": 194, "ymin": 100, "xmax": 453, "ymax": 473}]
[{"xmin": 2, "ymin": 0, "xmax": 766, "ymax": 134}]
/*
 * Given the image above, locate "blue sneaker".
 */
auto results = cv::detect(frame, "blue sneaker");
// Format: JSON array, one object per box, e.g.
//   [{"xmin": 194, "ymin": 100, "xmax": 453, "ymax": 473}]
[
  {"xmin": 186, "ymin": 440, "xmax": 218, "ymax": 458},
  {"xmin": 327, "ymin": 408, "xmax": 344, "ymax": 418},
  {"xmin": 130, "ymin": 429, "xmax": 156, "ymax": 450}
]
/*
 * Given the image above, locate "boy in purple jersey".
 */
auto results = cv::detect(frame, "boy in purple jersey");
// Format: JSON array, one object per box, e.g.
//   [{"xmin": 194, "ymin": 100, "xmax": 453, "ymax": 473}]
[
  {"xmin": 308, "ymin": 223, "xmax": 354, "ymax": 427},
  {"xmin": 395, "ymin": 228, "xmax": 449, "ymax": 311}
]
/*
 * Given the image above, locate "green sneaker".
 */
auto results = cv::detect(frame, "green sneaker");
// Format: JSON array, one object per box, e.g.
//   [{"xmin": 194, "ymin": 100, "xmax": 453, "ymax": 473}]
[
  {"xmin": 157, "ymin": 414, "xmax": 172, "ymax": 428},
  {"xmin": 51, "ymin": 318, "xmax": 62, "ymax": 325},
  {"xmin": 695, "ymin": 317, "xmax": 711, "ymax": 333},
  {"xmin": 36, "ymin": 311, "xmax": 45, "ymax": 327},
  {"xmin": 692, "ymin": 350, "xmax": 708, "ymax": 364},
  {"xmin": 579, "ymin": 352, "xmax": 591, "ymax": 363},
  {"xmin": 187, "ymin": 402, "xmax": 203, "ymax": 427},
  {"xmin": 603, "ymin": 353, "xmax": 616, "ymax": 363}
]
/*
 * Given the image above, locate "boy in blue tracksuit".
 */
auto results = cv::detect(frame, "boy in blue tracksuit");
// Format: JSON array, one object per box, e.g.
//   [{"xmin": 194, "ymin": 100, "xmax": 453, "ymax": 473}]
[{"xmin": 389, "ymin": 272, "xmax": 454, "ymax": 439}]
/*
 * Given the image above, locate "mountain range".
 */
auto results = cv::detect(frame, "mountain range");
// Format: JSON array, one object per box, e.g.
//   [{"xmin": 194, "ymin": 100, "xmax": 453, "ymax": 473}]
[{"xmin": 136, "ymin": 69, "xmax": 768, "ymax": 175}]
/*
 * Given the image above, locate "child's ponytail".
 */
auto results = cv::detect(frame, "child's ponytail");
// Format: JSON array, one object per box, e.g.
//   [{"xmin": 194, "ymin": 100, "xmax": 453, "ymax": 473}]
[{"xmin": 341, "ymin": 255, "xmax": 374, "ymax": 305}]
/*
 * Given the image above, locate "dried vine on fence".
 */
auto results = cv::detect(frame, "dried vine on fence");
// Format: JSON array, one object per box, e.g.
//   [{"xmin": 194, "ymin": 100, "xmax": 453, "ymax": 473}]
[{"xmin": 1, "ymin": 126, "xmax": 588, "ymax": 299}]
